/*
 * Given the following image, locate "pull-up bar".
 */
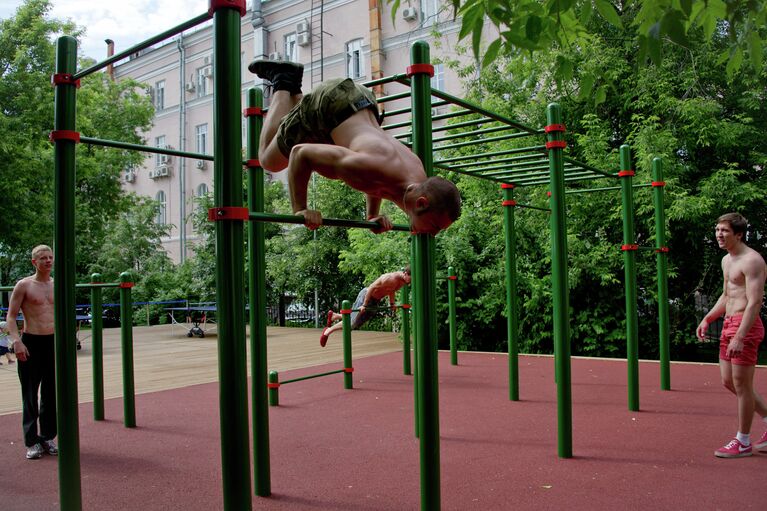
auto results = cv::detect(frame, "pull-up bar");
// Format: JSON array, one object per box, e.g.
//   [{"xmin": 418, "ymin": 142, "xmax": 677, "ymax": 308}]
[
  {"xmin": 566, "ymin": 183, "xmax": 653, "ymax": 194},
  {"xmin": 247, "ymin": 212, "xmax": 411, "ymax": 232}
]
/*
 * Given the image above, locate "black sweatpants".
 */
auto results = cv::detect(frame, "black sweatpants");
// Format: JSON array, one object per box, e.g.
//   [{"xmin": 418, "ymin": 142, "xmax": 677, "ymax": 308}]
[{"xmin": 17, "ymin": 333, "xmax": 57, "ymax": 447}]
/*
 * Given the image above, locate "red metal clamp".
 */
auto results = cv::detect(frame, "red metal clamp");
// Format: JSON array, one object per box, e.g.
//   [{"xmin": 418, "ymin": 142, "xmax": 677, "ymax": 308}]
[
  {"xmin": 655, "ymin": 246, "xmax": 670, "ymax": 253},
  {"xmin": 340, "ymin": 309, "xmax": 352, "ymax": 314},
  {"xmin": 118, "ymin": 282, "xmax": 135, "ymax": 288},
  {"xmin": 651, "ymin": 181, "xmax": 666, "ymax": 187},
  {"xmin": 51, "ymin": 73, "xmax": 81, "ymax": 88},
  {"xmin": 207, "ymin": 207, "xmax": 249, "ymax": 221},
  {"xmin": 343, "ymin": 367, "xmax": 355, "ymax": 373},
  {"xmin": 245, "ymin": 159, "xmax": 261, "ymax": 168},
  {"xmin": 266, "ymin": 382, "xmax": 280, "ymax": 389},
  {"xmin": 621, "ymin": 244, "xmax": 639, "ymax": 251},
  {"xmin": 406, "ymin": 64, "xmax": 434, "ymax": 77},
  {"xmin": 208, "ymin": 0, "xmax": 246, "ymax": 17},
  {"xmin": 49, "ymin": 130, "xmax": 81, "ymax": 143},
  {"xmin": 501, "ymin": 183, "xmax": 515, "ymax": 189},
  {"xmin": 243, "ymin": 107, "xmax": 264, "ymax": 117},
  {"xmin": 447, "ymin": 276, "xmax": 457, "ymax": 280},
  {"xmin": 401, "ymin": 304, "xmax": 411, "ymax": 309},
  {"xmin": 545, "ymin": 140, "xmax": 567, "ymax": 149},
  {"xmin": 544, "ymin": 123, "xmax": 566, "ymax": 133},
  {"xmin": 618, "ymin": 170, "xmax": 635, "ymax": 177},
  {"xmin": 502, "ymin": 200, "xmax": 517, "ymax": 207}
]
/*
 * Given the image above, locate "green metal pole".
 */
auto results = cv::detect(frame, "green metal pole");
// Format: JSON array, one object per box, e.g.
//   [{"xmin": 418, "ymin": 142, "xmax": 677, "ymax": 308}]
[
  {"xmin": 502, "ymin": 184, "xmax": 519, "ymax": 401},
  {"xmin": 620, "ymin": 145, "xmax": 640, "ymax": 411},
  {"xmin": 268, "ymin": 371, "xmax": 279, "ymax": 407},
  {"xmin": 401, "ymin": 286, "xmax": 412, "ymax": 375},
  {"xmin": 411, "ymin": 237, "xmax": 419, "ymax": 438},
  {"xmin": 546, "ymin": 104, "xmax": 572, "ymax": 458},
  {"xmin": 246, "ymin": 87, "xmax": 271, "ymax": 496},
  {"xmin": 211, "ymin": 3, "xmax": 252, "ymax": 509},
  {"xmin": 119, "ymin": 272, "xmax": 136, "ymax": 427},
  {"xmin": 447, "ymin": 267, "xmax": 457, "ymax": 365},
  {"xmin": 411, "ymin": 41, "xmax": 440, "ymax": 510},
  {"xmin": 91, "ymin": 274, "xmax": 104, "ymax": 421},
  {"xmin": 342, "ymin": 300, "xmax": 353, "ymax": 389},
  {"xmin": 53, "ymin": 35, "xmax": 82, "ymax": 511},
  {"xmin": 652, "ymin": 157, "xmax": 671, "ymax": 390}
]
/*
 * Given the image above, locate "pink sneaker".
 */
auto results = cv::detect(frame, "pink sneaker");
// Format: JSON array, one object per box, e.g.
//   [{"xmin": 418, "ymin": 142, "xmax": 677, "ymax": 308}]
[
  {"xmin": 714, "ymin": 438, "xmax": 752, "ymax": 458},
  {"xmin": 754, "ymin": 430, "xmax": 767, "ymax": 452}
]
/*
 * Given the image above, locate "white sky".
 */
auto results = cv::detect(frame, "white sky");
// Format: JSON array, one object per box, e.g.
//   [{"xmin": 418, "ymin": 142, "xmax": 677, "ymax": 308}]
[{"xmin": 1, "ymin": 0, "xmax": 211, "ymax": 61}]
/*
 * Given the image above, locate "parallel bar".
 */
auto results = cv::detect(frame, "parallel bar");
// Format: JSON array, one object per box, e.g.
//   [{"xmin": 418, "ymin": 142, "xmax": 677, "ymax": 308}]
[
  {"xmin": 75, "ymin": 282, "xmax": 119, "ymax": 289},
  {"xmin": 280, "ymin": 369, "xmax": 345, "ymax": 384},
  {"xmin": 652, "ymin": 157, "xmax": 671, "ymax": 391},
  {"xmin": 74, "ymin": 13, "xmax": 211, "ymax": 78},
  {"xmin": 212, "ymin": 5, "xmax": 253, "ymax": 509},
  {"xmin": 396, "ymin": 124, "xmax": 530, "ymax": 143},
  {"xmin": 246, "ymin": 87, "xmax": 271, "ymax": 496},
  {"xmin": 384, "ymin": 108, "xmax": 473, "ymax": 132},
  {"xmin": 547, "ymin": 103, "xmax": 573, "ymax": 459},
  {"xmin": 620, "ymin": 145, "xmax": 640, "ymax": 412},
  {"xmin": 513, "ymin": 203, "xmax": 551, "ymax": 212},
  {"xmin": 383, "ymin": 100, "xmax": 450, "ymax": 118},
  {"xmin": 477, "ymin": 163, "xmax": 576, "ymax": 177},
  {"xmin": 53, "ymin": 35, "xmax": 82, "ymax": 511},
  {"xmin": 248, "ymin": 211, "xmax": 410, "ymax": 231},
  {"xmin": 362, "ymin": 72, "xmax": 409, "ymax": 88},
  {"xmin": 429, "ymin": 116, "xmax": 494, "ymax": 133},
  {"xmin": 437, "ymin": 147, "xmax": 546, "ymax": 165},
  {"xmin": 562, "ymin": 156, "xmax": 615, "ymax": 178},
  {"xmin": 432, "ymin": 162, "xmax": 510, "ymax": 183},
  {"xmin": 434, "ymin": 141, "xmax": 546, "ymax": 154},
  {"xmin": 80, "ymin": 136, "xmax": 213, "ymax": 161},
  {"xmin": 450, "ymin": 156, "xmax": 549, "ymax": 170},
  {"xmin": 566, "ymin": 183, "xmax": 653, "ymax": 194},
  {"xmin": 376, "ymin": 90, "xmax": 411, "ymax": 103},
  {"xmin": 513, "ymin": 173, "xmax": 614, "ymax": 187}
]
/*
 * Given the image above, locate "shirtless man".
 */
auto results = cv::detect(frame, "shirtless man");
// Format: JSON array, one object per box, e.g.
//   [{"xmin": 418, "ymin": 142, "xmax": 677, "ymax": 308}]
[
  {"xmin": 696, "ymin": 213, "xmax": 767, "ymax": 458},
  {"xmin": 249, "ymin": 60, "xmax": 461, "ymax": 235},
  {"xmin": 7, "ymin": 245, "xmax": 58, "ymax": 460},
  {"xmin": 320, "ymin": 267, "xmax": 411, "ymax": 347}
]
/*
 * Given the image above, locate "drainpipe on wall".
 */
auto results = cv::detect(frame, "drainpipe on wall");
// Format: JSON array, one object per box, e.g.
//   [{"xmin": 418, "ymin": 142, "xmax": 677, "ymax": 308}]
[
  {"xmin": 105, "ymin": 39, "xmax": 115, "ymax": 80},
  {"xmin": 177, "ymin": 36, "xmax": 187, "ymax": 263}
]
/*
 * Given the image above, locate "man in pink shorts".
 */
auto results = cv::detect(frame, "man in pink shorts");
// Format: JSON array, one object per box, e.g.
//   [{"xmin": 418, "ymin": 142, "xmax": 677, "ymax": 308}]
[{"xmin": 696, "ymin": 213, "xmax": 767, "ymax": 458}]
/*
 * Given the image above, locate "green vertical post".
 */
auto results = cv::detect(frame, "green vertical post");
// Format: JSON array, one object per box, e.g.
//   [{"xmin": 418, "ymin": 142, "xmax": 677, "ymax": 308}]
[
  {"xmin": 411, "ymin": 237, "xmax": 419, "ymax": 438},
  {"xmin": 546, "ymin": 104, "xmax": 572, "ymax": 458},
  {"xmin": 652, "ymin": 157, "xmax": 671, "ymax": 390},
  {"xmin": 211, "ymin": 2, "xmax": 253, "ymax": 509},
  {"xmin": 52, "ymin": 35, "xmax": 82, "ymax": 511},
  {"xmin": 268, "ymin": 371, "xmax": 279, "ymax": 407},
  {"xmin": 246, "ymin": 87, "xmax": 271, "ymax": 496},
  {"xmin": 401, "ymin": 285, "xmax": 411, "ymax": 375},
  {"xmin": 502, "ymin": 184, "xmax": 519, "ymax": 401},
  {"xmin": 620, "ymin": 145, "xmax": 640, "ymax": 411},
  {"xmin": 447, "ymin": 267, "xmax": 458, "ymax": 365},
  {"xmin": 90, "ymin": 274, "xmax": 104, "ymax": 421},
  {"xmin": 411, "ymin": 41, "xmax": 440, "ymax": 510},
  {"xmin": 119, "ymin": 272, "xmax": 136, "ymax": 427},
  {"xmin": 342, "ymin": 300, "xmax": 353, "ymax": 389}
]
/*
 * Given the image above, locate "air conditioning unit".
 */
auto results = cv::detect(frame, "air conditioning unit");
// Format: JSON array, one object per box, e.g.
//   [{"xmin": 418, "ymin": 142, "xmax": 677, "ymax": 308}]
[
  {"xmin": 203, "ymin": 55, "xmax": 212, "ymax": 66},
  {"xmin": 158, "ymin": 154, "xmax": 171, "ymax": 165},
  {"xmin": 185, "ymin": 81, "xmax": 195, "ymax": 92},
  {"xmin": 296, "ymin": 21, "xmax": 310, "ymax": 34},
  {"xmin": 403, "ymin": 7, "xmax": 418, "ymax": 21},
  {"xmin": 297, "ymin": 32, "xmax": 310, "ymax": 47},
  {"xmin": 124, "ymin": 170, "xmax": 136, "ymax": 183},
  {"xmin": 268, "ymin": 51, "xmax": 281, "ymax": 61},
  {"xmin": 150, "ymin": 165, "xmax": 170, "ymax": 179},
  {"xmin": 195, "ymin": 160, "xmax": 207, "ymax": 170},
  {"xmin": 202, "ymin": 67, "xmax": 213, "ymax": 78}
]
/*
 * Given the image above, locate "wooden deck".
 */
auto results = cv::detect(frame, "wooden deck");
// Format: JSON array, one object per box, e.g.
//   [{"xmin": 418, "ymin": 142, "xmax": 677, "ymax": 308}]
[{"xmin": 0, "ymin": 324, "xmax": 402, "ymax": 415}]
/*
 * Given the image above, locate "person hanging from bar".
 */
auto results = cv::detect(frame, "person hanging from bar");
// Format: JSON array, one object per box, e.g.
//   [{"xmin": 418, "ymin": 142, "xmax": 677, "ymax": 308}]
[
  {"xmin": 249, "ymin": 59, "xmax": 461, "ymax": 235},
  {"xmin": 320, "ymin": 267, "xmax": 411, "ymax": 347},
  {"xmin": 6, "ymin": 245, "xmax": 59, "ymax": 460},
  {"xmin": 695, "ymin": 213, "xmax": 767, "ymax": 458}
]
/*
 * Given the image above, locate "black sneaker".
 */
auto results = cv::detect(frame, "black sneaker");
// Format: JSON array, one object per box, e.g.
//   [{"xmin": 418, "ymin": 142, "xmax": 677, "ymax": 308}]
[
  {"xmin": 26, "ymin": 443, "xmax": 44, "ymax": 459},
  {"xmin": 42, "ymin": 439, "xmax": 58, "ymax": 455},
  {"xmin": 248, "ymin": 59, "xmax": 304, "ymax": 94}
]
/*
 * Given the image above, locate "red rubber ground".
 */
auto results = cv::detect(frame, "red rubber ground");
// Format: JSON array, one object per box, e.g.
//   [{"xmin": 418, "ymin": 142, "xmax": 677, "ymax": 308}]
[{"xmin": 1, "ymin": 351, "xmax": 764, "ymax": 510}]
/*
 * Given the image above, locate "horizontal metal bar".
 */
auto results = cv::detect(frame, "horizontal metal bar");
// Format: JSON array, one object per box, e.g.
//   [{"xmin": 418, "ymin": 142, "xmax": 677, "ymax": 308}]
[
  {"xmin": 382, "ymin": 100, "xmax": 451, "ymax": 121},
  {"xmin": 81, "ymin": 136, "xmax": 213, "ymax": 161},
  {"xmin": 362, "ymin": 73, "xmax": 409, "ymax": 88},
  {"xmin": 377, "ymin": 91, "xmax": 411, "ymax": 104},
  {"xmin": 565, "ymin": 183, "xmax": 653, "ymax": 194},
  {"xmin": 449, "ymin": 155, "xmax": 548, "ymax": 170},
  {"xmin": 249, "ymin": 212, "xmax": 410, "ymax": 232},
  {"xmin": 433, "ymin": 162, "xmax": 507, "ymax": 184},
  {"xmin": 280, "ymin": 369, "xmax": 345, "ymax": 385},
  {"xmin": 75, "ymin": 13, "xmax": 211, "ymax": 79},
  {"xmin": 75, "ymin": 283, "xmax": 120, "ymax": 289},
  {"xmin": 436, "ymin": 147, "xmax": 548, "ymax": 165},
  {"xmin": 514, "ymin": 173, "xmax": 614, "ymax": 187},
  {"xmin": 510, "ymin": 170, "xmax": 600, "ymax": 185},
  {"xmin": 562, "ymin": 157, "xmax": 615, "ymax": 178}
]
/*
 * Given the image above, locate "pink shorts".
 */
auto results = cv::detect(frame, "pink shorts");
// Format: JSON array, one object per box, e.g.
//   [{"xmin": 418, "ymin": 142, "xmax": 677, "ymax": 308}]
[{"xmin": 719, "ymin": 315, "xmax": 764, "ymax": 366}]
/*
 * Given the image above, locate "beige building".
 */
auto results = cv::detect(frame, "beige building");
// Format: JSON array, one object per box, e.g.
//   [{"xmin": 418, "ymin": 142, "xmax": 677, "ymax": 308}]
[{"xmin": 114, "ymin": 0, "xmax": 486, "ymax": 262}]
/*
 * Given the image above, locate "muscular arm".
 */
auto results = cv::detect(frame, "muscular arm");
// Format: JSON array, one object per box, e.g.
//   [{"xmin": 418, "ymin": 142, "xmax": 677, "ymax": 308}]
[{"xmin": 7, "ymin": 280, "xmax": 29, "ymax": 359}]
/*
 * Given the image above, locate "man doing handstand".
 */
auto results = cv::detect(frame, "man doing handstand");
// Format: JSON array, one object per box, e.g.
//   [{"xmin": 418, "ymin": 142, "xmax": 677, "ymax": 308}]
[{"xmin": 249, "ymin": 59, "xmax": 461, "ymax": 235}]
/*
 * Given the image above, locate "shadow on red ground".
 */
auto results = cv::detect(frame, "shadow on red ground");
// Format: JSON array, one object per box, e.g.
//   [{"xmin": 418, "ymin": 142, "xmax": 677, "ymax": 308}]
[{"xmin": 1, "ymin": 352, "xmax": 764, "ymax": 510}]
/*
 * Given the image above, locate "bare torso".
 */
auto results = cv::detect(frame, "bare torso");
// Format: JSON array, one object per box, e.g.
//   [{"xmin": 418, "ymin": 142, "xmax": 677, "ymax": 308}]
[
  {"xmin": 723, "ymin": 247, "xmax": 767, "ymax": 315},
  {"xmin": 330, "ymin": 110, "xmax": 426, "ymax": 206},
  {"xmin": 367, "ymin": 272, "xmax": 409, "ymax": 302},
  {"xmin": 13, "ymin": 276, "xmax": 55, "ymax": 336}
]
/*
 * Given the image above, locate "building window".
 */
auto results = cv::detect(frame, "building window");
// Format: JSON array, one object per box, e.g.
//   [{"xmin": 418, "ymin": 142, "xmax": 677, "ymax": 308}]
[
  {"xmin": 196, "ymin": 67, "xmax": 208, "ymax": 98},
  {"xmin": 346, "ymin": 39, "xmax": 364, "ymax": 79},
  {"xmin": 154, "ymin": 80, "xmax": 165, "ymax": 110},
  {"xmin": 284, "ymin": 32, "xmax": 297, "ymax": 62},
  {"xmin": 155, "ymin": 135, "xmax": 166, "ymax": 166},
  {"xmin": 155, "ymin": 190, "xmax": 166, "ymax": 225},
  {"xmin": 196, "ymin": 183, "xmax": 209, "ymax": 197},
  {"xmin": 431, "ymin": 64, "xmax": 445, "ymax": 92},
  {"xmin": 195, "ymin": 124, "xmax": 208, "ymax": 155},
  {"xmin": 421, "ymin": 0, "xmax": 442, "ymax": 23}
]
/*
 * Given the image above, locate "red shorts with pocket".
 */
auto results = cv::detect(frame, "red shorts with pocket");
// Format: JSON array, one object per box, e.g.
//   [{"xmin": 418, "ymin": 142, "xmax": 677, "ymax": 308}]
[{"xmin": 719, "ymin": 314, "xmax": 764, "ymax": 366}]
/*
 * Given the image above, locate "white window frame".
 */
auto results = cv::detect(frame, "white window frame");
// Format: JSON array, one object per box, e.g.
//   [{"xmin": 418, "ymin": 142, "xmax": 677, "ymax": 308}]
[
  {"xmin": 431, "ymin": 63, "xmax": 445, "ymax": 93},
  {"xmin": 155, "ymin": 190, "xmax": 167, "ymax": 225},
  {"xmin": 155, "ymin": 80, "xmax": 165, "ymax": 110},
  {"xmin": 284, "ymin": 32, "xmax": 298, "ymax": 62},
  {"xmin": 196, "ymin": 183, "xmax": 209, "ymax": 197},
  {"xmin": 421, "ymin": 0, "xmax": 442, "ymax": 23},
  {"xmin": 346, "ymin": 39, "xmax": 364, "ymax": 80},
  {"xmin": 196, "ymin": 67, "xmax": 208, "ymax": 98},
  {"xmin": 154, "ymin": 135, "xmax": 167, "ymax": 166},
  {"xmin": 195, "ymin": 123, "xmax": 208, "ymax": 155}
]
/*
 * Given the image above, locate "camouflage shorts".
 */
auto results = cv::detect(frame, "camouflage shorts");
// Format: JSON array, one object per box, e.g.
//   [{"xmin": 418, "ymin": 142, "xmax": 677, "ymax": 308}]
[{"xmin": 276, "ymin": 78, "xmax": 379, "ymax": 157}]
